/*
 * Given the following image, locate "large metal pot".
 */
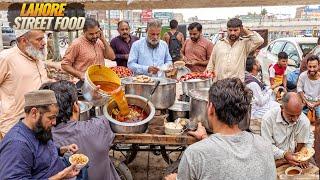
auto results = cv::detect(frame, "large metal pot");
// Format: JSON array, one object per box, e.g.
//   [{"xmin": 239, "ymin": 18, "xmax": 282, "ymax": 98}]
[
  {"xmin": 189, "ymin": 88, "xmax": 251, "ymax": 132},
  {"xmin": 189, "ymin": 88, "xmax": 212, "ymax": 132},
  {"xmin": 121, "ymin": 77, "xmax": 176, "ymax": 109},
  {"xmin": 168, "ymin": 101, "xmax": 190, "ymax": 121},
  {"xmin": 181, "ymin": 78, "xmax": 212, "ymax": 96},
  {"xmin": 79, "ymin": 101, "xmax": 93, "ymax": 121},
  {"xmin": 103, "ymin": 94, "xmax": 155, "ymax": 134}
]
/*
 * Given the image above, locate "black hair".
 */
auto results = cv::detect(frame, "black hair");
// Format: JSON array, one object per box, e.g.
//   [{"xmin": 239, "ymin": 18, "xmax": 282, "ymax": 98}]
[
  {"xmin": 317, "ymin": 37, "xmax": 320, "ymax": 45},
  {"xmin": 246, "ymin": 56, "xmax": 257, "ymax": 72},
  {"xmin": 170, "ymin": 19, "xmax": 178, "ymax": 29},
  {"xmin": 117, "ymin": 20, "xmax": 130, "ymax": 28},
  {"xmin": 24, "ymin": 105, "xmax": 51, "ymax": 114},
  {"xmin": 306, "ymin": 54, "xmax": 320, "ymax": 64},
  {"xmin": 209, "ymin": 78, "xmax": 252, "ymax": 127},
  {"xmin": 188, "ymin": 22, "xmax": 202, "ymax": 31},
  {"xmin": 83, "ymin": 18, "xmax": 100, "ymax": 31},
  {"xmin": 278, "ymin": 52, "xmax": 288, "ymax": 60},
  {"xmin": 227, "ymin": 18, "xmax": 243, "ymax": 28},
  {"xmin": 39, "ymin": 80, "xmax": 78, "ymax": 125}
]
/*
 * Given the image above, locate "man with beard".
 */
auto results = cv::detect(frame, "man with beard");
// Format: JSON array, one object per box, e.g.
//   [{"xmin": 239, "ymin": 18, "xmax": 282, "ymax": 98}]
[
  {"xmin": 61, "ymin": 18, "xmax": 115, "ymax": 81},
  {"xmin": 297, "ymin": 55, "xmax": 320, "ymax": 121},
  {"xmin": 40, "ymin": 80, "xmax": 120, "ymax": 180},
  {"xmin": 206, "ymin": 18, "xmax": 264, "ymax": 81},
  {"xmin": 0, "ymin": 90, "xmax": 80, "ymax": 179},
  {"xmin": 0, "ymin": 30, "xmax": 49, "ymax": 137},
  {"xmin": 110, "ymin": 21, "xmax": 139, "ymax": 67},
  {"xmin": 128, "ymin": 20, "xmax": 172, "ymax": 75},
  {"xmin": 181, "ymin": 22, "xmax": 213, "ymax": 72},
  {"xmin": 261, "ymin": 92, "xmax": 314, "ymax": 168}
]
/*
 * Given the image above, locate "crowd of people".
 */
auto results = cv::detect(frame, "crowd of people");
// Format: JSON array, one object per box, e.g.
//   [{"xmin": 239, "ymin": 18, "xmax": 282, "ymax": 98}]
[{"xmin": 0, "ymin": 16, "xmax": 319, "ymax": 180}]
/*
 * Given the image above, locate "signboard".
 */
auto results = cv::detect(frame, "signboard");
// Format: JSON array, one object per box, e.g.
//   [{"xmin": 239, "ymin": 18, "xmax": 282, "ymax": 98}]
[
  {"xmin": 141, "ymin": 9, "xmax": 152, "ymax": 22},
  {"xmin": 154, "ymin": 12, "xmax": 173, "ymax": 20}
]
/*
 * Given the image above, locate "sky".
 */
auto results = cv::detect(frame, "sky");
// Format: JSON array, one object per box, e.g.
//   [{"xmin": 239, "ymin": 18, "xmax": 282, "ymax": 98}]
[{"xmin": 154, "ymin": 5, "xmax": 319, "ymax": 21}]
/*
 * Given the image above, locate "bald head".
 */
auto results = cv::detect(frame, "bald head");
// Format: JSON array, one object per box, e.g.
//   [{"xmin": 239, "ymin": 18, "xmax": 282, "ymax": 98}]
[{"xmin": 281, "ymin": 92, "xmax": 303, "ymax": 123}]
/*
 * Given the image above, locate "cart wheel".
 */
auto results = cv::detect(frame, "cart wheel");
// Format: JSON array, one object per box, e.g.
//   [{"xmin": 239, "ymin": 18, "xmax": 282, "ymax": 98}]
[
  {"xmin": 111, "ymin": 157, "xmax": 133, "ymax": 180},
  {"xmin": 163, "ymin": 159, "xmax": 180, "ymax": 176},
  {"xmin": 160, "ymin": 145, "xmax": 186, "ymax": 164},
  {"xmin": 111, "ymin": 144, "xmax": 139, "ymax": 164}
]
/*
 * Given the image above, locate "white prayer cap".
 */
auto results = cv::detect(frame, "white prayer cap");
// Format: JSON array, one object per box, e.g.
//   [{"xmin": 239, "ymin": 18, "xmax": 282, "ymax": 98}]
[{"xmin": 15, "ymin": 29, "xmax": 31, "ymax": 39}]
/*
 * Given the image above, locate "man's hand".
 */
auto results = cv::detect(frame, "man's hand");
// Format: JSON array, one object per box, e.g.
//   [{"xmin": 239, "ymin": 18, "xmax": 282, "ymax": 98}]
[
  {"xmin": 148, "ymin": 66, "xmax": 159, "ymax": 74},
  {"xmin": 165, "ymin": 173, "xmax": 177, "ymax": 180},
  {"xmin": 49, "ymin": 164, "xmax": 80, "ymax": 180},
  {"xmin": 299, "ymin": 160, "xmax": 309, "ymax": 169},
  {"xmin": 188, "ymin": 122, "xmax": 208, "ymax": 140},
  {"xmin": 124, "ymin": 54, "xmax": 129, "ymax": 60},
  {"xmin": 60, "ymin": 144, "xmax": 79, "ymax": 155},
  {"xmin": 284, "ymin": 151, "xmax": 300, "ymax": 166},
  {"xmin": 306, "ymin": 101, "xmax": 315, "ymax": 109},
  {"xmin": 99, "ymin": 28, "xmax": 107, "ymax": 42}
]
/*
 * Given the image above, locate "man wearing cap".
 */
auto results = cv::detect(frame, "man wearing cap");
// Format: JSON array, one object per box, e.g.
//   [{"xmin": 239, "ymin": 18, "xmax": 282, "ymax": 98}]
[
  {"xmin": 0, "ymin": 29, "xmax": 49, "ymax": 137},
  {"xmin": 0, "ymin": 90, "xmax": 80, "ymax": 179}
]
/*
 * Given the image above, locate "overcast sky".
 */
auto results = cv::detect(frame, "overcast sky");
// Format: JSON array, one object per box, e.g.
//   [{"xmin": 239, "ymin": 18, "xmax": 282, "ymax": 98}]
[{"xmin": 154, "ymin": 5, "xmax": 319, "ymax": 21}]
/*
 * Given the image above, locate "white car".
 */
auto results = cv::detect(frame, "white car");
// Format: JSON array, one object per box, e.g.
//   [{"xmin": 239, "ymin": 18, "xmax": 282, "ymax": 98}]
[{"xmin": 256, "ymin": 37, "xmax": 317, "ymax": 85}]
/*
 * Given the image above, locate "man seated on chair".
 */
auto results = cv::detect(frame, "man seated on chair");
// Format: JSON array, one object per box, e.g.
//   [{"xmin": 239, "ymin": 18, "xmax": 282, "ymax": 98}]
[{"xmin": 261, "ymin": 92, "xmax": 314, "ymax": 168}]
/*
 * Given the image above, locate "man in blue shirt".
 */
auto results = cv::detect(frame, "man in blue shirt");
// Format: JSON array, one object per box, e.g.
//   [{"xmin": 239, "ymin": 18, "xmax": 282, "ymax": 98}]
[
  {"xmin": 128, "ymin": 20, "xmax": 172, "ymax": 75},
  {"xmin": 0, "ymin": 90, "xmax": 79, "ymax": 179}
]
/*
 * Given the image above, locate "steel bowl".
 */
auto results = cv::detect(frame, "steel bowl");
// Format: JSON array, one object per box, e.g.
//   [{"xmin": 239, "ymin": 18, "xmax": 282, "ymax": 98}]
[
  {"xmin": 78, "ymin": 101, "xmax": 93, "ymax": 121},
  {"xmin": 103, "ymin": 94, "xmax": 155, "ymax": 134},
  {"xmin": 121, "ymin": 77, "xmax": 176, "ymax": 109},
  {"xmin": 168, "ymin": 101, "xmax": 190, "ymax": 121},
  {"xmin": 181, "ymin": 78, "xmax": 212, "ymax": 96}
]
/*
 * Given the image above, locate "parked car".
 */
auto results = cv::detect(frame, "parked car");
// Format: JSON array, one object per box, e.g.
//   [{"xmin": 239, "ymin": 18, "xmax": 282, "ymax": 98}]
[
  {"xmin": 2, "ymin": 26, "xmax": 16, "ymax": 48},
  {"xmin": 256, "ymin": 37, "xmax": 317, "ymax": 85}
]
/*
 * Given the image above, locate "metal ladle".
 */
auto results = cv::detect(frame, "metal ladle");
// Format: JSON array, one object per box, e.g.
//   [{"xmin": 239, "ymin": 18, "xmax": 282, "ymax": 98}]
[{"xmin": 141, "ymin": 80, "xmax": 160, "ymax": 114}]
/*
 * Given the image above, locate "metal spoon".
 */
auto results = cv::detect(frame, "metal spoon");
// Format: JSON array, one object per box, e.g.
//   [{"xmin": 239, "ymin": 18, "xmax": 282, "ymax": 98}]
[{"xmin": 142, "ymin": 80, "xmax": 160, "ymax": 114}]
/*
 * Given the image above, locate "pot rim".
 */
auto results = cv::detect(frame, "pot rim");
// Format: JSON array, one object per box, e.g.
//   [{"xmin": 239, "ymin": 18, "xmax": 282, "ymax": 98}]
[
  {"xmin": 189, "ymin": 88, "xmax": 210, "ymax": 101},
  {"xmin": 168, "ymin": 101, "xmax": 190, "ymax": 111},
  {"xmin": 103, "ymin": 94, "xmax": 155, "ymax": 126},
  {"xmin": 78, "ymin": 101, "xmax": 93, "ymax": 113},
  {"xmin": 121, "ymin": 77, "xmax": 177, "ymax": 85}
]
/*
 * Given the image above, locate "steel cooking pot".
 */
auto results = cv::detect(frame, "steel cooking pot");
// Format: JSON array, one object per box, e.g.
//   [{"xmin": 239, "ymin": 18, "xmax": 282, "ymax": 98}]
[
  {"xmin": 78, "ymin": 101, "xmax": 93, "ymax": 121},
  {"xmin": 181, "ymin": 78, "xmax": 212, "ymax": 96},
  {"xmin": 103, "ymin": 94, "xmax": 155, "ymax": 134},
  {"xmin": 121, "ymin": 77, "xmax": 176, "ymax": 109},
  {"xmin": 168, "ymin": 101, "xmax": 190, "ymax": 121}
]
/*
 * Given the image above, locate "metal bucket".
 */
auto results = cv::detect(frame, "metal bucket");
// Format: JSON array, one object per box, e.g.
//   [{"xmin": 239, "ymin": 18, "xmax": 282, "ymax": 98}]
[
  {"xmin": 82, "ymin": 65, "xmax": 121, "ymax": 107},
  {"xmin": 181, "ymin": 78, "xmax": 212, "ymax": 96},
  {"xmin": 168, "ymin": 101, "xmax": 190, "ymax": 121}
]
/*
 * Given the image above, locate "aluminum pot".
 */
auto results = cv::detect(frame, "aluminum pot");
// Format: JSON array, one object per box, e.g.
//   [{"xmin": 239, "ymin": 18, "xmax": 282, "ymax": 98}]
[
  {"xmin": 121, "ymin": 77, "xmax": 176, "ymax": 109},
  {"xmin": 78, "ymin": 101, "xmax": 93, "ymax": 121},
  {"xmin": 189, "ymin": 88, "xmax": 212, "ymax": 132},
  {"xmin": 103, "ymin": 94, "xmax": 155, "ymax": 134},
  {"xmin": 168, "ymin": 101, "xmax": 190, "ymax": 121},
  {"xmin": 181, "ymin": 78, "xmax": 212, "ymax": 96},
  {"xmin": 189, "ymin": 88, "xmax": 251, "ymax": 132}
]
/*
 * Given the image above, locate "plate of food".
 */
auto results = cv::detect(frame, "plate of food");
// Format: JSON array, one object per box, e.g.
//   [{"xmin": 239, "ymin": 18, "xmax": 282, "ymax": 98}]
[{"xmin": 294, "ymin": 147, "xmax": 315, "ymax": 162}]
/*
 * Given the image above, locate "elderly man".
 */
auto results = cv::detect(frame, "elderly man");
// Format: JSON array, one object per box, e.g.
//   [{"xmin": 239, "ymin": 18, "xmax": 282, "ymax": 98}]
[
  {"xmin": 0, "ymin": 90, "xmax": 79, "ymax": 179},
  {"xmin": 0, "ymin": 30, "xmax": 49, "ymax": 136},
  {"xmin": 261, "ymin": 92, "xmax": 314, "ymax": 168},
  {"xmin": 40, "ymin": 80, "xmax": 120, "ymax": 180},
  {"xmin": 128, "ymin": 20, "xmax": 172, "ymax": 76},
  {"xmin": 62, "ymin": 18, "xmax": 115, "ymax": 81},
  {"xmin": 166, "ymin": 78, "xmax": 276, "ymax": 180},
  {"xmin": 182, "ymin": 22, "xmax": 213, "ymax": 72},
  {"xmin": 297, "ymin": 55, "xmax": 320, "ymax": 122},
  {"xmin": 110, "ymin": 20, "xmax": 139, "ymax": 67},
  {"xmin": 206, "ymin": 18, "xmax": 264, "ymax": 81}
]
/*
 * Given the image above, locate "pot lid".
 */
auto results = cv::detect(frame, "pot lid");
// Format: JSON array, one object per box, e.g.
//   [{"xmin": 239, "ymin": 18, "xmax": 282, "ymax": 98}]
[
  {"xmin": 168, "ymin": 101, "xmax": 190, "ymax": 111},
  {"xmin": 189, "ymin": 88, "xmax": 209, "ymax": 101}
]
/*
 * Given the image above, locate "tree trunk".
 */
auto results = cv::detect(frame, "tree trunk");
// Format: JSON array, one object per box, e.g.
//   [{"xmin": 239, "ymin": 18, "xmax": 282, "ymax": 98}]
[{"xmin": 53, "ymin": 32, "xmax": 61, "ymax": 61}]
